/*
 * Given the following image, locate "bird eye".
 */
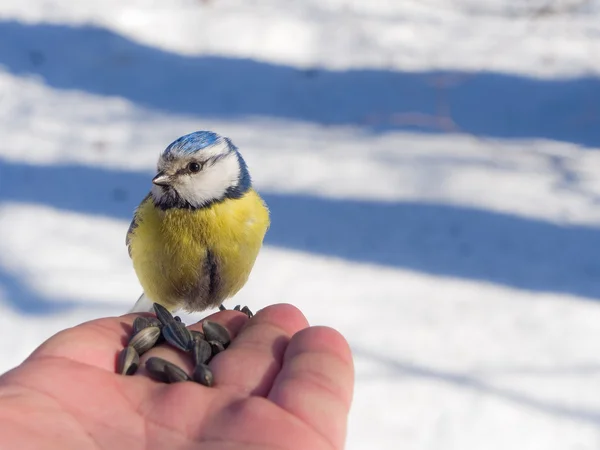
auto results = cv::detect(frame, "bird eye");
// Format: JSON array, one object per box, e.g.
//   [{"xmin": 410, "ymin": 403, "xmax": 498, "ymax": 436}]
[{"xmin": 188, "ymin": 162, "xmax": 202, "ymax": 173}]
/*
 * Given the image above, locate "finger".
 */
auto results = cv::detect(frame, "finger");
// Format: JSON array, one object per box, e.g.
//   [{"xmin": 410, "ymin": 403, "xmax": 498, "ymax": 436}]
[
  {"xmin": 25, "ymin": 313, "xmax": 150, "ymax": 370},
  {"xmin": 268, "ymin": 326, "xmax": 354, "ymax": 450},
  {"xmin": 134, "ymin": 310, "xmax": 248, "ymax": 379},
  {"xmin": 208, "ymin": 303, "xmax": 309, "ymax": 396}
]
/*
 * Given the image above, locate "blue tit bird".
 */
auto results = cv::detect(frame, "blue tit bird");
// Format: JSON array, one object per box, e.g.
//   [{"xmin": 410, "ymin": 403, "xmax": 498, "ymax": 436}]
[{"xmin": 126, "ymin": 130, "xmax": 270, "ymax": 315}]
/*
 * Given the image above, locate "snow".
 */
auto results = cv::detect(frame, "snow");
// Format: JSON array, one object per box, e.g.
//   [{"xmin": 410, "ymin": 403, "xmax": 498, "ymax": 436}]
[{"xmin": 1, "ymin": 1, "xmax": 600, "ymax": 449}]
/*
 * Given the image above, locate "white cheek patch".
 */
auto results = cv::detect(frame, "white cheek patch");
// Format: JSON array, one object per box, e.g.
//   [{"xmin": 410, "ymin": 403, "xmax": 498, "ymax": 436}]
[{"xmin": 175, "ymin": 153, "xmax": 240, "ymax": 207}]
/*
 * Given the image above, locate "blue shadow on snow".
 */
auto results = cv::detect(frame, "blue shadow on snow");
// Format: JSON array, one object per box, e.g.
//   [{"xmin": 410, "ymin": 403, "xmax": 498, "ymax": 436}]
[
  {"xmin": 0, "ymin": 20, "xmax": 599, "ymax": 146},
  {"xmin": 2, "ymin": 159, "xmax": 600, "ymax": 301},
  {"xmin": 0, "ymin": 268, "xmax": 119, "ymax": 315},
  {"xmin": 354, "ymin": 347, "xmax": 600, "ymax": 425}
]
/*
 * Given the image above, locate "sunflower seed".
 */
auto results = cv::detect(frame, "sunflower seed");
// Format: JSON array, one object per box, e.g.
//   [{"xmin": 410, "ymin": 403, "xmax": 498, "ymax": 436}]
[
  {"xmin": 128, "ymin": 326, "xmax": 161, "ymax": 355},
  {"xmin": 146, "ymin": 316, "xmax": 163, "ymax": 328},
  {"xmin": 117, "ymin": 346, "xmax": 139, "ymax": 375},
  {"xmin": 149, "ymin": 317, "xmax": 166, "ymax": 344},
  {"xmin": 145, "ymin": 357, "xmax": 170, "ymax": 382},
  {"xmin": 241, "ymin": 306, "xmax": 254, "ymax": 318},
  {"xmin": 164, "ymin": 363, "xmax": 190, "ymax": 383},
  {"xmin": 192, "ymin": 363, "xmax": 214, "ymax": 387},
  {"xmin": 132, "ymin": 316, "xmax": 151, "ymax": 334},
  {"xmin": 163, "ymin": 321, "xmax": 194, "ymax": 352},
  {"xmin": 233, "ymin": 305, "xmax": 241, "ymax": 311},
  {"xmin": 191, "ymin": 330, "xmax": 205, "ymax": 342},
  {"xmin": 209, "ymin": 340, "xmax": 225, "ymax": 356},
  {"xmin": 153, "ymin": 302, "xmax": 176, "ymax": 326},
  {"xmin": 193, "ymin": 339, "xmax": 212, "ymax": 366},
  {"xmin": 202, "ymin": 321, "xmax": 231, "ymax": 347}
]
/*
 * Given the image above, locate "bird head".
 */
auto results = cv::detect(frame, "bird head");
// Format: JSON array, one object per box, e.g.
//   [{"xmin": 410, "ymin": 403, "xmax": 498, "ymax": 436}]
[{"xmin": 150, "ymin": 131, "xmax": 251, "ymax": 209}]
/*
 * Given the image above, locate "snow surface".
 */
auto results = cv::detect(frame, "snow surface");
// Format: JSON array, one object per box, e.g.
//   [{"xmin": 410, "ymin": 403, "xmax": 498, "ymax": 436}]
[{"xmin": 1, "ymin": 1, "xmax": 600, "ymax": 449}]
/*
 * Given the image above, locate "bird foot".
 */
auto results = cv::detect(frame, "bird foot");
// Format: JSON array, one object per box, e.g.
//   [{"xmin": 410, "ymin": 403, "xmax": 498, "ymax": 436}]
[{"xmin": 218, "ymin": 303, "xmax": 254, "ymax": 318}]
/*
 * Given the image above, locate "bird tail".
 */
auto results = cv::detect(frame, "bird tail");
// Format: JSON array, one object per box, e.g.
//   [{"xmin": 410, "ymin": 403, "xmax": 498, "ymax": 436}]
[{"xmin": 128, "ymin": 293, "xmax": 155, "ymax": 313}]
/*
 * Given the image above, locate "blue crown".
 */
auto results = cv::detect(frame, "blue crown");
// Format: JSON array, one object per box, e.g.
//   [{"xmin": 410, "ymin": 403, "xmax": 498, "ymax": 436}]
[{"xmin": 163, "ymin": 131, "xmax": 224, "ymax": 156}]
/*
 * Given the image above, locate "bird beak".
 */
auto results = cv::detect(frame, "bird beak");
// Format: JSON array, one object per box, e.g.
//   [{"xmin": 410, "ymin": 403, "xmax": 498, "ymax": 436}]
[{"xmin": 152, "ymin": 171, "xmax": 172, "ymax": 187}]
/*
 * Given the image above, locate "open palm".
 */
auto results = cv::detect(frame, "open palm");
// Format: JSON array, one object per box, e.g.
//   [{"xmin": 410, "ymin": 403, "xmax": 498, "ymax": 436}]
[{"xmin": 0, "ymin": 304, "xmax": 354, "ymax": 450}]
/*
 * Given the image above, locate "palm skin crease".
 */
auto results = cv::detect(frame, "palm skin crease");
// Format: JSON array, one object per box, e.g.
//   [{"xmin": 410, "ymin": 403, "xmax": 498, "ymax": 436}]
[{"xmin": 0, "ymin": 304, "xmax": 353, "ymax": 450}]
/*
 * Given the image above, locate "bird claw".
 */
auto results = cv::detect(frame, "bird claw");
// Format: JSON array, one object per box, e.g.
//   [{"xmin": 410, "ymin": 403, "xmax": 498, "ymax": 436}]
[
  {"xmin": 218, "ymin": 303, "xmax": 254, "ymax": 318},
  {"xmin": 241, "ymin": 306, "xmax": 254, "ymax": 318}
]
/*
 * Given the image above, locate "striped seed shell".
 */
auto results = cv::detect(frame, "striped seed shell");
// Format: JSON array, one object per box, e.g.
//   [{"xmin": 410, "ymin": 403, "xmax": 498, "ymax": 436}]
[
  {"xmin": 164, "ymin": 363, "xmax": 190, "ymax": 383},
  {"xmin": 146, "ymin": 316, "xmax": 163, "ymax": 328},
  {"xmin": 163, "ymin": 321, "xmax": 194, "ymax": 352},
  {"xmin": 153, "ymin": 302, "xmax": 176, "ymax": 326},
  {"xmin": 148, "ymin": 317, "xmax": 166, "ymax": 344},
  {"xmin": 209, "ymin": 340, "xmax": 225, "ymax": 356},
  {"xmin": 233, "ymin": 305, "xmax": 241, "ymax": 311},
  {"xmin": 202, "ymin": 321, "xmax": 231, "ymax": 347},
  {"xmin": 128, "ymin": 326, "xmax": 161, "ymax": 355},
  {"xmin": 191, "ymin": 330, "xmax": 205, "ymax": 342},
  {"xmin": 192, "ymin": 363, "xmax": 214, "ymax": 387},
  {"xmin": 132, "ymin": 316, "xmax": 151, "ymax": 334},
  {"xmin": 117, "ymin": 346, "xmax": 139, "ymax": 375},
  {"xmin": 145, "ymin": 357, "xmax": 170, "ymax": 382},
  {"xmin": 193, "ymin": 339, "xmax": 212, "ymax": 366}
]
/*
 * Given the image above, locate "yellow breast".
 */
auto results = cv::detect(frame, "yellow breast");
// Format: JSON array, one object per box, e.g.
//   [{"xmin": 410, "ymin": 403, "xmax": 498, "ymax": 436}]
[{"xmin": 127, "ymin": 189, "xmax": 270, "ymax": 311}]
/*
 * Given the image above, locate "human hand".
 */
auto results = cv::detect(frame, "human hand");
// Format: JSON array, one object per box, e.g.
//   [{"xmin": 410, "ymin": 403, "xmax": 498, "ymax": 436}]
[{"xmin": 0, "ymin": 304, "xmax": 354, "ymax": 450}]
